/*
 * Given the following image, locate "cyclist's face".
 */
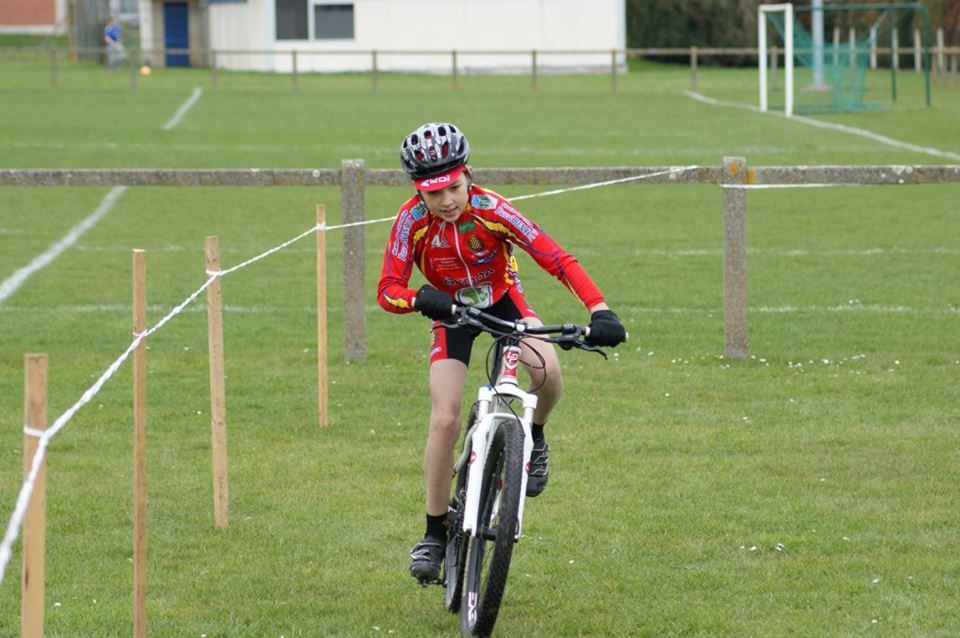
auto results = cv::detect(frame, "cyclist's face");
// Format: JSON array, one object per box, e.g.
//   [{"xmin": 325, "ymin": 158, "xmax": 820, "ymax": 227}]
[{"xmin": 419, "ymin": 174, "xmax": 469, "ymax": 222}]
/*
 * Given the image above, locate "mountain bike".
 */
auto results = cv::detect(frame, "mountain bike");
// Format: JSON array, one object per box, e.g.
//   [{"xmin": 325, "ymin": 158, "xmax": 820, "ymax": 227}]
[{"xmin": 440, "ymin": 305, "xmax": 614, "ymax": 637}]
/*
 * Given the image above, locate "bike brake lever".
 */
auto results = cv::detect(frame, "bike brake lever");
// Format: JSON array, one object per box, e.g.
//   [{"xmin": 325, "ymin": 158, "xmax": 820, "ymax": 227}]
[{"xmin": 579, "ymin": 342, "xmax": 609, "ymax": 359}]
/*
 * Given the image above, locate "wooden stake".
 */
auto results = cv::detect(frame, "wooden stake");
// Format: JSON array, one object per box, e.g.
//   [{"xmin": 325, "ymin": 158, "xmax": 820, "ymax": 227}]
[
  {"xmin": 205, "ymin": 237, "xmax": 230, "ymax": 530},
  {"xmin": 316, "ymin": 205, "xmax": 329, "ymax": 428},
  {"xmin": 21, "ymin": 354, "xmax": 47, "ymax": 638},
  {"xmin": 132, "ymin": 249, "xmax": 148, "ymax": 638}
]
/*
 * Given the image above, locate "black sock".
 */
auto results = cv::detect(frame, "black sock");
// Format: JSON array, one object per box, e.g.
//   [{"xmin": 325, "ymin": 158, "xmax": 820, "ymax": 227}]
[
  {"xmin": 425, "ymin": 513, "xmax": 447, "ymax": 541},
  {"xmin": 532, "ymin": 422, "xmax": 546, "ymax": 443}
]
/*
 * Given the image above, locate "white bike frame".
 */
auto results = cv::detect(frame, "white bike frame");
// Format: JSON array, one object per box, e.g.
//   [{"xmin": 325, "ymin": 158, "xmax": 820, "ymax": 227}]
[{"xmin": 456, "ymin": 344, "xmax": 537, "ymax": 542}]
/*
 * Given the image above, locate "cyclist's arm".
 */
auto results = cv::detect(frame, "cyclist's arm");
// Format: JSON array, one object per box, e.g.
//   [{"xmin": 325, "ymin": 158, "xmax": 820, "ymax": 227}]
[
  {"xmin": 377, "ymin": 203, "xmax": 424, "ymax": 314},
  {"xmin": 476, "ymin": 195, "xmax": 606, "ymax": 310}
]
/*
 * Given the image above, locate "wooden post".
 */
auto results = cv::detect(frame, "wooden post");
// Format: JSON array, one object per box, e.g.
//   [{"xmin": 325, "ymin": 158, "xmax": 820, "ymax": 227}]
[
  {"xmin": 371, "ymin": 50, "xmax": 378, "ymax": 92},
  {"xmin": 722, "ymin": 157, "xmax": 748, "ymax": 360},
  {"xmin": 130, "ymin": 47, "xmax": 138, "ymax": 91},
  {"xmin": 316, "ymin": 205, "xmax": 329, "ymax": 428},
  {"xmin": 690, "ymin": 46, "xmax": 698, "ymax": 91},
  {"xmin": 131, "ymin": 250, "xmax": 148, "ymax": 638},
  {"xmin": 292, "ymin": 50, "xmax": 299, "ymax": 91},
  {"xmin": 211, "ymin": 50, "xmax": 218, "ymax": 88},
  {"xmin": 936, "ymin": 28, "xmax": 945, "ymax": 78},
  {"xmin": 339, "ymin": 160, "xmax": 368, "ymax": 362},
  {"xmin": 891, "ymin": 26, "xmax": 899, "ymax": 102},
  {"xmin": 833, "ymin": 27, "xmax": 840, "ymax": 66},
  {"xmin": 205, "ymin": 237, "xmax": 230, "ymax": 530},
  {"xmin": 610, "ymin": 48, "xmax": 617, "ymax": 92},
  {"xmin": 451, "ymin": 50, "xmax": 458, "ymax": 91},
  {"xmin": 850, "ymin": 27, "xmax": 858, "ymax": 75},
  {"xmin": 914, "ymin": 28, "xmax": 922, "ymax": 73},
  {"xmin": 21, "ymin": 354, "xmax": 47, "ymax": 638},
  {"xmin": 49, "ymin": 46, "xmax": 57, "ymax": 88},
  {"xmin": 531, "ymin": 49, "xmax": 538, "ymax": 91}
]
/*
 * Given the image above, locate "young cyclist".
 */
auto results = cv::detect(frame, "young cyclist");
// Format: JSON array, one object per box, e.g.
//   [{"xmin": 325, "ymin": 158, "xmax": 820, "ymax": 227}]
[{"xmin": 377, "ymin": 122, "xmax": 626, "ymax": 584}]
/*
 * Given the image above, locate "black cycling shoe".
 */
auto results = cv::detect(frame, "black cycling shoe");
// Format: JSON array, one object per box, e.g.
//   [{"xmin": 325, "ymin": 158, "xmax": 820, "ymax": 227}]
[
  {"xmin": 410, "ymin": 537, "xmax": 445, "ymax": 585},
  {"xmin": 526, "ymin": 440, "xmax": 550, "ymax": 497}
]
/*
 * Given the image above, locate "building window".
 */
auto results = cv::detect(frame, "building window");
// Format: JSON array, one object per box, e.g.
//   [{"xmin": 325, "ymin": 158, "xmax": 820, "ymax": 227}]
[
  {"xmin": 276, "ymin": 0, "xmax": 353, "ymax": 40},
  {"xmin": 276, "ymin": 0, "xmax": 308, "ymax": 40},
  {"xmin": 312, "ymin": 2, "xmax": 354, "ymax": 40}
]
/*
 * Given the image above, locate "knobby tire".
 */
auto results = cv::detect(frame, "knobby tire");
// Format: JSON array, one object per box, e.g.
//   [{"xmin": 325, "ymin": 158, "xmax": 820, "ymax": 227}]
[{"xmin": 460, "ymin": 419, "xmax": 523, "ymax": 637}]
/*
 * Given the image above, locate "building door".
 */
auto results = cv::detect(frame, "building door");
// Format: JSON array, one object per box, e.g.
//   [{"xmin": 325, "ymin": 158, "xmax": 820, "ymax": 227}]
[{"xmin": 163, "ymin": 2, "xmax": 189, "ymax": 67}]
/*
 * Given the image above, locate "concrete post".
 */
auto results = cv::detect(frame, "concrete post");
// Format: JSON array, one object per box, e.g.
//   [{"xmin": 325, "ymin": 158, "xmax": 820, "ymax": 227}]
[
  {"xmin": 722, "ymin": 157, "xmax": 748, "ymax": 360},
  {"xmin": 340, "ymin": 159, "xmax": 368, "ymax": 362}
]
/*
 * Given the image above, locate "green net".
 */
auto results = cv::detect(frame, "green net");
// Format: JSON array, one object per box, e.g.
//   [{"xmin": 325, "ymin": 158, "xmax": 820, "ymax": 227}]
[{"xmin": 766, "ymin": 11, "xmax": 881, "ymax": 113}]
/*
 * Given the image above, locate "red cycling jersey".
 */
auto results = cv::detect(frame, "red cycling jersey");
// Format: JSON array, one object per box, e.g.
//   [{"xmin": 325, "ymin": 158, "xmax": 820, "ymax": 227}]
[{"xmin": 378, "ymin": 184, "xmax": 604, "ymax": 314}]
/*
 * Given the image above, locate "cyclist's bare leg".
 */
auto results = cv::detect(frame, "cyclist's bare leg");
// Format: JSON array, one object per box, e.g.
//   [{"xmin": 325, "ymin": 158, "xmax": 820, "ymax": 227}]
[
  {"xmin": 519, "ymin": 317, "xmax": 564, "ymax": 424},
  {"xmin": 425, "ymin": 359, "xmax": 467, "ymax": 516}
]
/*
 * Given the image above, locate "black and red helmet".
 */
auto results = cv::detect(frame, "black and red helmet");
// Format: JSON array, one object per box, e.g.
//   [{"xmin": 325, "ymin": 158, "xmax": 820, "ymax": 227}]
[{"xmin": 400, "ymin": 122, "xmax": 471, "ymax": 188}]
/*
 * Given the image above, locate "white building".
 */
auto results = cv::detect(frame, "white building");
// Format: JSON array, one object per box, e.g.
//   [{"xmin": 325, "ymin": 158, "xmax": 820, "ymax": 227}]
[{"xmin": 137, "ymin": 0, "xmax": 626, "ymax": 72}]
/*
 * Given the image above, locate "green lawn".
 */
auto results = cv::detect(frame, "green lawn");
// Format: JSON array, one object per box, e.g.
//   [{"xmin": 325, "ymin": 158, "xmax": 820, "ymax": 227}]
[{"xmin": 0, "ymin": 60, "xmax": 958, "ymax": 636}]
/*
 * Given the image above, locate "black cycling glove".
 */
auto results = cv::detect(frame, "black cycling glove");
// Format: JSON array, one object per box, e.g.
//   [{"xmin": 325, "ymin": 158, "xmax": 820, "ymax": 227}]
[
  {"xmin": 586, "ymin": 309, "xmax": 626, "ymax": 347},
  {"xmin": 414, "ymin": 284, "xmax": 455, "ymax": 321}
]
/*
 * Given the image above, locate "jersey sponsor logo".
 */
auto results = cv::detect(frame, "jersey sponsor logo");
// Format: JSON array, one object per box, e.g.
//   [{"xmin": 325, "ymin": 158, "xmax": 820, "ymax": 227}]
[
  {"xmin": 470, "ymin": 194, "xmax": 498, "ymax": 210},
  {"xmin": 409, "ymin": 202, "xmax": 427, "ymax": 220},
  {"xmin": 494, "ymin": 204, "xmax": 539, "ymax": 242},
  {"xmin": 442, "ymin": 267, "xmax": 495, "ymax": 289},
  {"xmin": 458, "ymin": 220, "xmax": 476, "ymax": 233},
  {"xmin": 391, "ymin": 210, "xmax": 416, "ymax": 261},
  {"xmin": 455, "ymin": 283, "xmax": 494, "ymax": 308},
  {"xmin": 471, "ymin": 252, "xmax": 495, "ymax": 267},
  {"xmin": 419, "ymin": 174, "xmax": 453, "ymax": 188},
  {"xmin": 466, "ymin": 234, "xmax": 484, "ymax": 252},
  {"xmin": 430, "ymin": 231, "xmax": 450, "ymax": 249},
  {"xmin": 430, "ymin": 255, "xmax": 461, "ymax": 271}
]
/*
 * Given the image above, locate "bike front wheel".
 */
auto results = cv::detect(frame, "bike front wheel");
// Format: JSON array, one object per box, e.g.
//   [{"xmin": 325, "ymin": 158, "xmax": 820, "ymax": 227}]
[{"xmin": 460, "ymin": 418, "xmax": 524, "ymax": 637}]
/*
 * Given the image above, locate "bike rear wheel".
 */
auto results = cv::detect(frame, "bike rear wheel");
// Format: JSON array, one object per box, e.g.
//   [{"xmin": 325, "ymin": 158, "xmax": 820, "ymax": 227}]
[{"xmin": 460, "ymin": 418, "xmax": 523, "ymax": 637}]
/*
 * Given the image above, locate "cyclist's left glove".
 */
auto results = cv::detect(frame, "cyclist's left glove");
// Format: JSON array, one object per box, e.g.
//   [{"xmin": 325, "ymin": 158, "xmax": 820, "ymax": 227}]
[
  {"xmin": 586, "ymin": 309, "xmax": 626, "ymax": 347},
  {"xmin": 414, "ymin": 284, "xmax": 455, "ymax": 321}
]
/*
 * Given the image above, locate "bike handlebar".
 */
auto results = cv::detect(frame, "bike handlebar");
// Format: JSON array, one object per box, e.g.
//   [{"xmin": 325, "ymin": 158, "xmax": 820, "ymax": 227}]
[{"xmin": 446, "ymin": 304, "xmax": 620, "ymax": 356}]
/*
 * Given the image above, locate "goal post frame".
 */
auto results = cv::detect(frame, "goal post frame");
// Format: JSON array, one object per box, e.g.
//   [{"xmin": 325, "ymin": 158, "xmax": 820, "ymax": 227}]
[{"xmin": 759, "ymin": 3, "xmax": 795, "ymax": 116}]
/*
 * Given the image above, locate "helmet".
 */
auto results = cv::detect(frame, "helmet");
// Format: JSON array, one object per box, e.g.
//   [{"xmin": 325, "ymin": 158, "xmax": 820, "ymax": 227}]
[{"xmin": 400, "ymin": 122, "xmax": 470, "ymax": 180}]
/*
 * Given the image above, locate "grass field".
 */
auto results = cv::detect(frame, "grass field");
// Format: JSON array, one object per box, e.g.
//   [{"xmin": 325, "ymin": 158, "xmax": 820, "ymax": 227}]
[{"xmin": 1, "ymin": 57, "xmax": 959, "ymax": 636}]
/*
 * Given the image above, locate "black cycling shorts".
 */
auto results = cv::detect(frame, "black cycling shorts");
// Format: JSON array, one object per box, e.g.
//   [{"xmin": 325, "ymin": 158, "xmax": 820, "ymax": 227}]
[{"xmin": 429, "ymin": 287, "xmax": 537, "ymax": 366}]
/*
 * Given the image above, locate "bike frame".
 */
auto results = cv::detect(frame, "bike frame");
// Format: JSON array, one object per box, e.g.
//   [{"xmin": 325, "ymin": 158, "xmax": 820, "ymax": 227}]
[{"xmin": 455, "ymin": 342, "xmax": 536, "ymax": 542}]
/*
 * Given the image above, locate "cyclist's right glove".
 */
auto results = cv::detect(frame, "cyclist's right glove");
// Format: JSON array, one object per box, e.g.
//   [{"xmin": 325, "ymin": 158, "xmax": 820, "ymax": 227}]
[
  {"xmin": 586, "ymin": 309, "xmax": 626, "ymax": 347},
  {"xmin": 414, "ymin": 284, "xmax": 455, "ymax": 321}
]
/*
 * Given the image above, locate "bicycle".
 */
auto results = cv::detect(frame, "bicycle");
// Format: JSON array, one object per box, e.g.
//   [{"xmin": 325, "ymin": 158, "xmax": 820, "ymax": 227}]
[{"xmin": 439, "ymin": 305, "xmax": 616, "ymax": 637}]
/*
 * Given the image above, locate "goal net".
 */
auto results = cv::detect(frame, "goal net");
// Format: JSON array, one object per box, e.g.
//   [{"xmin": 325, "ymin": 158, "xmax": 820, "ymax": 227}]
[{"xmin": 759, "ymin": 3, "xmax": 880, "ymax": 115}]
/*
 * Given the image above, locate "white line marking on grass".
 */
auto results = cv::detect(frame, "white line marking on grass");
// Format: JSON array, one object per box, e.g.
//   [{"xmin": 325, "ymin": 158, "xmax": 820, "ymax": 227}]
[
  {"xmin": 0, "ymin": 186, "xmax": 127, "ymax": 305},
  {"xmin": 683, "ymin": 90, "xmax": 960, "ymax": 162},
  {"xmin": 163, "ymin": 87, "xmax": 203, "ymax": 131}
]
